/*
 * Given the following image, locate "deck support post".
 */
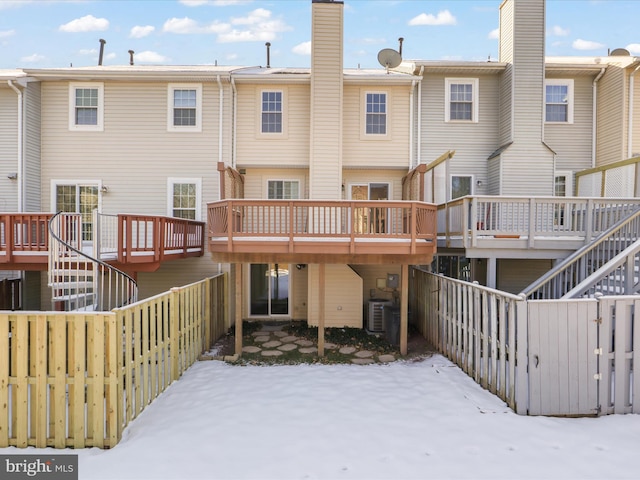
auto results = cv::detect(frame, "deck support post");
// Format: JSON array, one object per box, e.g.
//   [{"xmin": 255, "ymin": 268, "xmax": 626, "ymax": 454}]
[
  {"xmin": 318, "ymin": 263, "xmax": 325, "ymax": 357},
  {"xmin": 487, "ymin": 257, "xmax": 497, "ymax": 289},
  {"xmin": 234, "ymin": 263, "xmax": 243, "ymax": 357},
  {"xmin": 400, "ymin": 264, "xmax": 409, "ymax": 356}
]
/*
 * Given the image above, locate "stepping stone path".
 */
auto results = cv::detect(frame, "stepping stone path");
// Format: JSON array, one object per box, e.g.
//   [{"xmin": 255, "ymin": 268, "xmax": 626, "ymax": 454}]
[{"xmin": 232, "ymin": 327, "xmax": 403, "ymax": 364}]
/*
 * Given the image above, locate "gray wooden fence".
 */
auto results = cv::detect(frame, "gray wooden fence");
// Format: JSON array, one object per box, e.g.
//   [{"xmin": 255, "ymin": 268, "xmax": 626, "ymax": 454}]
[{"xmin": 411, "ymin": 269, "xmax": 640, "ymax": 416}]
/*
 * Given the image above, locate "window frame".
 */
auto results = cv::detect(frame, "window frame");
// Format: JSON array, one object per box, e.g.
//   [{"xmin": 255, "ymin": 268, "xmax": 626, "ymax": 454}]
[
  {"xmin": 260, "ymin": 89, "xmax": 285, "ymax": 136},
  {"xmin": 266, "ymin": 179, "xmax": 300, "ymax": 200},
  {"xmin": 545, "ymin": 79, "xmax": 574, "ymax": 124},
  {"xmin": 364, "ymin": 91, "xmax": 388, "ymax": 137},
  {"xmin": 167, "ymin": 84, "xmax": 203, "ymax": 132},
  {"xmin": 450, "ymin": 174, "xmax": 474, "ymax": 200},
  {"xmin": 68, "ymin": 83, "xmax": 104, "ymax": 131},
  {"xmin": 444, "ymin": 78, "xmax": 479, "ymax": 123},
  {"xmin": 167, "ymin": 177, "xmax": 202, "ymax": 220}
]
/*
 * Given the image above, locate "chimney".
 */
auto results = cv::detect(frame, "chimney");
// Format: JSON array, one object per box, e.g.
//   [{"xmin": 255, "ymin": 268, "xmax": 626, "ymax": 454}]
[{"xmin": 98, "ymin": 38, "xmax": 106, "ymax": 66}]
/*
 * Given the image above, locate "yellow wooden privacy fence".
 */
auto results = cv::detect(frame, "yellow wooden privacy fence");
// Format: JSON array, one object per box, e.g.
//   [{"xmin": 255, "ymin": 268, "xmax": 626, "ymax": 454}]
[{"xmin": 0, "ymin": 274, "xmax": 228, "ymax": 449}]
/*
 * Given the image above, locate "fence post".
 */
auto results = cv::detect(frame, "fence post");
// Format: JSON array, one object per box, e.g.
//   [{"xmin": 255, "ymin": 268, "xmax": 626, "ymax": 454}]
[
  {"xmin": 514, "ymin": 295, "xmax": 528, "ymax": 415},
  {"xmin": 204, "ymin": 278, "xmax": 211, "ymax": 352},
  {"xmin": 170, "ymin": 287, "xmax": 180, "ymax": 381}
]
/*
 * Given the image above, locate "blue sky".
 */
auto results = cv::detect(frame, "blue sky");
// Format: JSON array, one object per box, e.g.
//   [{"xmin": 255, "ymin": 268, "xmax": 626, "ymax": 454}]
[{"xmin": 0, "ymin": 0, "xmax": 639, "ymax": 70}]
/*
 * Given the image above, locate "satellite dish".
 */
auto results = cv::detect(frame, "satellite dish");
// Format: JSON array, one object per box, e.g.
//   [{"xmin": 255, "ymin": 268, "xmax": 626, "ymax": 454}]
[
  {"xmin": 377, "ymin": 48, "xmax": 402, "ymax": 70},
  {"xmin": 610, "ymin": 48, "xmax": 630, "ymax": 56}
]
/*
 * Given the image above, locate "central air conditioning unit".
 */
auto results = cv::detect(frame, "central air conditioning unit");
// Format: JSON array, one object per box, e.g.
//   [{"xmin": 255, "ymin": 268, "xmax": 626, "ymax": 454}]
[{"xmin": 367, "ymin": 299, "xmax": 392, "ymax": 332}]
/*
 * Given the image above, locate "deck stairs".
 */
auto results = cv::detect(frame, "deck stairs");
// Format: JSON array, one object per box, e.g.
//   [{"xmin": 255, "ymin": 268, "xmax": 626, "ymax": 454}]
[
  {"xmin": 521, "ymin": 207, "xmax": 640, "ymax": 299},
  {"xmin": 48, "ymin": 212, "xmax": 137, "ymax": 311}
]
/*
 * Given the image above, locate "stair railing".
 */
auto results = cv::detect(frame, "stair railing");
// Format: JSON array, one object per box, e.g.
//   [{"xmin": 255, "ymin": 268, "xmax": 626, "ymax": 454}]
[
  {"xmin": 48, "ymin": 212, "xmax": 138, "ymax": 311},
  {"xmin": 521, "ymin": 207, "xmax": 640, "ymax": 299}
]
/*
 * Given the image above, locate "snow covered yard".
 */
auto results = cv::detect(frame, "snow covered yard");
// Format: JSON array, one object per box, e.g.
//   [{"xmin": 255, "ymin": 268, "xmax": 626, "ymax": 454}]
[{"xmin": 3, "ymin": 355, "xmax": 639, "ymax": 480}]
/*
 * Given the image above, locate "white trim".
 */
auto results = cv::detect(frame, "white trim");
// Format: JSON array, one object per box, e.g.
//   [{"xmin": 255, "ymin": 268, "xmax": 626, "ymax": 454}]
[
  {"xmin": 362, "ymin": 90, "xmax": 389, "ymax": 138},
  {"xmin": 167, "ymin": 177, "xmax": 202, "ymax": 221},
  {"xmin": 167, "ymin": 83, "xmax": 202, "ymax": 132},
  {"xmin": 347, "ymin": 182, "xmax": 391, "ymax": 200},
  {"xmin": 68, "ymin": 82, "xmax": 104, "ymax": 131},
  {"xmin": 445, "ymin": 78, "xmax": 479, "ymax": 123},
  {"xmin": 554, "ymin": 171, "xmax": 574, "ymax": 197},
  {"xmin": 544, "ymin": 79, "xmax": 574, "ymax": 124}
]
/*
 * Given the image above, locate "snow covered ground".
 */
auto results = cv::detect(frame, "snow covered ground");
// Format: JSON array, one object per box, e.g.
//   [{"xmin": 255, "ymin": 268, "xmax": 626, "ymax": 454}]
[{"xmin": 3, "ymin": 355, "xmax": 640, "ymax": 480}]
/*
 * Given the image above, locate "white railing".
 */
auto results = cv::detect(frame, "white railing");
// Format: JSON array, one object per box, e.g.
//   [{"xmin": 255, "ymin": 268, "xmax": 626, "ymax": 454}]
[
  {"xmin": 49, "ymin": 213, "xmax": 137, "ymax": 312},
  {"xmin": 522, "ymin": 209, "xmax": 640, "ymax": 299},
  {"xmin": 94, "ymin": 212, "xmax": 119, "ymax": 259},
  {"xmin": 438, "ymin": 196, "xmax": 640, "ymax": 248}
]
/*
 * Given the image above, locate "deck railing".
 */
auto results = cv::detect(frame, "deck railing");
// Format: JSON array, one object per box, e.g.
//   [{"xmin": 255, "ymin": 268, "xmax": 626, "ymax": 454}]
[
  {"xmin": 0, "ymin": 213, "xmax": 52, "ymax": 264},
  {"xmin": 522, "ymin": 209, "xmax": 640, "ymax": 299},
  {"xmin": 209, "ymin": 199, "xmax": 436, "ymax": 240},
  {"xmin": 438, "ymin": 196, "xmax": 640, "ymax": 248}
]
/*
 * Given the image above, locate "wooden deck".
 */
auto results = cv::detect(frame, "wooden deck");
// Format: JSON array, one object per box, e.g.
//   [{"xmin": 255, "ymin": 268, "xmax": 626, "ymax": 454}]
[
  {"xmin": 207, "ymin": 200, "xmax": 437, "ymax": 264},
  {"xmin": 0, "ymin": 213, "xmax": 205, "ymax": 272}
]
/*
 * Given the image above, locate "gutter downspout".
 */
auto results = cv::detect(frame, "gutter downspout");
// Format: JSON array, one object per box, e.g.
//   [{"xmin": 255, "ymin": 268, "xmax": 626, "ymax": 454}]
[
  {"xmin": 592, "ymin": 67, "xmax": 606, "ymax": 168},
  {"xmin": 231, "ymin": 76, "xmax": 237, "ymax": 169},
  {"xmin": 417, "ymin": 66, "xmax": 424, "ymax": 166},
  {"xmin": 216, "ymin": 75, "xmax": 224, "ymax": 167},
  {"xmin": 8, "ymin": 80, "xmax": 23, "ymax": 213},
  {"xmin": 628, "ymin": 63, "xmax": 640, "ymax": 159}
]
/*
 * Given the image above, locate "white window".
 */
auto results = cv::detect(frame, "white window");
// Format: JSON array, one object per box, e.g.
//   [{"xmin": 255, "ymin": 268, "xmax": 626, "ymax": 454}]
[
  {"xmin": 267, "ymin": 180, "xmax": 299, "ymax": 199},
  {"xmin": 261, "ymin": 91, "xmax": 283, "ymax": 133},
  {"xmin": 451, "ymin": 175, "xmax": 473, "ymax": 200},
  {"xmin": 545, "ymin": 79, "xmax": 574, "ymax": 123},
  {"xmin": 445, "ymin": 78, "xmax": 479, "ymax": 122},
  {"xmin": 167, "ymin": 178, "xmax": 202, "ymax": 220},
  {"xmin": 365, "ymin": 92, "xmax": 387, "ymax": 135},
  {"xmin": 167, "ymin": 84, "xmax": 202, "ymax": 132},
  {"xmin": 69, "ymin": 83, "xmax": 104, "ymax": 131}
]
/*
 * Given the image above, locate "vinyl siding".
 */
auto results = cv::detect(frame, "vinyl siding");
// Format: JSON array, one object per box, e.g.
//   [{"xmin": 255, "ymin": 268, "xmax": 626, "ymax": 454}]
[
  {"xmin": 596, "ymin": 66, "xmax": 625, "ymax": 166},
  {"xmin": 498, "ymin": 0, "xmax": 514, "ymax": 145},
  {"xmin": 310, "ymin": 1, "xmax": 343, "ymax": 199},
  {"xmin": 235, "ymin": 84, "xmax": 310, "ymax": 168},
  {"xmin": 350, "ymin": 264, "xmax": 401, "ymax": 305},
  {"xmin": 631, "ymin": 70, "xmax": 640, "ymax": 158},
  {"xmin": 343, "ymin": 85, "xmax": 410, "ymax": 169},
  {"xmin": 138, "ymin": 257, "xmax": 222, "ymax": 300},
  {"xmin": 24, "ymin": 81, "xmax": 41, "ymax": 212},
  {"xmin": 419, "ymin": 74, "xmax": 500, "ymax": 196},
  {"xmin": 487, "ymin": 156, "xmax": 501, "ymax": 195},
  {"xmin": 497, "ymin": 258, "xmax": 552, "ymax": 294},
  {"xmin": 241, "ymin": 168, "xmax": 308, "ymax": 199},
  {"xmin": 0, "ymin": 86, "xmax": 19, "ymax": 211},
  {"xmin": 544, "ymin": 75, "xmax": 594, "ymax": 173},
  {"xmin": 307, "ymin": 264, "xmax": 363, "ymax": 328},
  {"xmin": 40, "ymin": 81, "xmax": 222, "ymax": 217}
]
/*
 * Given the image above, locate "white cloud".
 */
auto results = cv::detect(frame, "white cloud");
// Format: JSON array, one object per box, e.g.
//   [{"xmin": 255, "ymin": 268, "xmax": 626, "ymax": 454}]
[
  {"xmin": 0, "ymin": 29, "xmax": 16, "ymax": 38},
  {"xmin": 550, "ymin": 25, "xmax": 569, "ymax": 36},
  {"xmin": 162, "ymin": 17, "xmax": 229, "ymax": 34},
  {"xmin": 180, "ymin": 0, "xmax": 253, "ymax": 5},
  {"xmin": 134, "ymin": 50, "xmax": 170, "ymax": 64},
  {"xmin": 626, "ymin": 43, "xmax": 640, "ymax": 55},
  {"xmin": 230, "ymin": 8, "xmax": 270, "ymax": 25},
  {"xmin": 226, "ymin": 53, "xmax": 238, "ymax": 60},
  {"xmin": 408, "ymin": 10, "xmax": 456, "ymax": 26},
  {"xmin": 130, "ymin": 25, "xmax": 155, "ymax": 39},
  {"xmin": 20, "ymin": 53, "xmax": 45, "ymax": 63},
  {"xmin": 488, "ymin": 28, "xmax": 499, "ymax": 40},
  {"xmin": 105, "ymin": 52, "xmax": 116, "ymax": 60},
  {"xmin": 572, "ymin": 38, "xmax": 605, "ymax": 51},
  {"xmin": 78, "ymin": 48, "xmax": 97, "ymax": 55},
  {"xmin": 359, "ymin": 37, "xmax": 386, "ymax": 45},
  {"xmin": 292, "ymin": 41, "xmax": 311, "ymax": 56},
  {"xmin": 59, "ymin": 15, "xmax": 109, "ymax": 33}
]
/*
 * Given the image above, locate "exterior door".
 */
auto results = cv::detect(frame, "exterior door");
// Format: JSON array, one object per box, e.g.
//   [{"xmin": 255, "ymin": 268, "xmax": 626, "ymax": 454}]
[
  {"xmin": 350, "ymin": 183, "xmax": 389, "ymax": 233},
  {"xmin": 249, "ymin": 263, "xmax": 290, "ymax": 316},
  {"xmin": 55, "ymin": 184, "xmax": 99, "ymax": 246}
]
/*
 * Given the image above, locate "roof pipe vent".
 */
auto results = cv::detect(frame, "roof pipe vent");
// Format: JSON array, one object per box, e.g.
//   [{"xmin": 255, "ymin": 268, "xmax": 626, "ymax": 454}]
[
  {"xmin": 265, "ymin": 42, "xmax": 271, "ymax": 68},
  {"xmin": 98, "ymin": 38, "xmax": 106, "ymax": 66},
  {"xmin": 398, "ymin": 37, "xmax": 404, "ymax": 57},
  {"xmin": 128, "ymin": 50, "xmax": 134, "ymax": 66}
]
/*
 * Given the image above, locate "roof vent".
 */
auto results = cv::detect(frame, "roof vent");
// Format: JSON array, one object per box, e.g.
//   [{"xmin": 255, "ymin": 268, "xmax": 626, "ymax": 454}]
[{"xmin": 610, "ymin": 48, "xmax": 630, "ymax": 56}]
